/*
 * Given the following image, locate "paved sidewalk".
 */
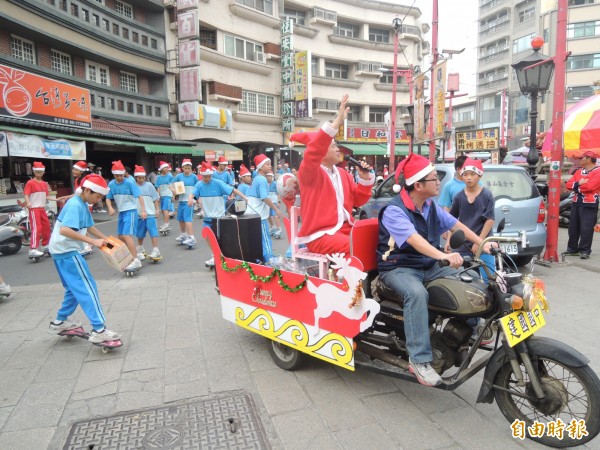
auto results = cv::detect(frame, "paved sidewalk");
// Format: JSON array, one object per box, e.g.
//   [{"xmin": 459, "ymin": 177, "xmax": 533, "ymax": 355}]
[{"xmin": 0, "ymin": 228, "xmax": 599, "ymax": 449}]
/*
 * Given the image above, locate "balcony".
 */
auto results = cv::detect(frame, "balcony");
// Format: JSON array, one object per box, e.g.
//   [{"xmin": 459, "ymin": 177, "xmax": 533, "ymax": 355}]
[
  {"xmin": 478, "ymin": 48, "xmax": 510, "ymax": 66},
  {"xmin": 312, "ymin": 76, "xmax": 363, "ymax": 89},
  {"xmin": 328, "ymin": 34, "xmax": 398, "ymax": 52},
  {"xmin": 477, "ymin": 76, "xmax": 509, "ymax": 92},
  {"xmin": 200, "ymin": 47, "xmax": 273, "ymax": 76},
  {"xmin": 309, "ymin": 7, "xmax": 337, "ymax": 27},
  {"xmin": 355, "ymin": 61, "xmax": 383, "ymax": 77},
  {"xmin": 374, "ymin": 82, "xmax": 411, "ymax": 93},
  {"xmin": 292, "ymin": 23, "xmax": 319, "ymax": 39},
  {"xmin": 479, "ymin": 0, "xmax": 507, "ymax": 14},
  {"xmin": 479, "ymin": 17, "xmax": 509, "ymax": 33},
  {"xmin": 479, "ymin": 21, "xmax": 510, "ymax": 42},
  {"xmin": 228, "ymin": 1, "xmax": 280, "ymax": 29}
]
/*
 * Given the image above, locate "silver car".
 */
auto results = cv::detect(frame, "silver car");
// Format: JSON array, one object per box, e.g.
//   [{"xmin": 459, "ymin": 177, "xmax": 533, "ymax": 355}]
[{"xmin": 355, "ymin": 164, "xmax": 547, "ymax": 266}]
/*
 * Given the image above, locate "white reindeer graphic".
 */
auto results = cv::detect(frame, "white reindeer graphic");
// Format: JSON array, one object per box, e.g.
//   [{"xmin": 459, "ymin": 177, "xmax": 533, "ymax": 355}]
[
  {"xmin": 0, "ymin": 67, "xmax": 32, "ymax": 117},
  {"xmin": 307, "ymin": 253, "xmax": 380, "ymax": 336}
]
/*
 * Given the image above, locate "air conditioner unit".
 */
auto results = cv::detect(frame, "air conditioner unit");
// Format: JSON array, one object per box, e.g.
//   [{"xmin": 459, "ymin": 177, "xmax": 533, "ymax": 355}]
[{"xmin": 255, "ymin": 52, "xmax": 265, "ymax": 64}]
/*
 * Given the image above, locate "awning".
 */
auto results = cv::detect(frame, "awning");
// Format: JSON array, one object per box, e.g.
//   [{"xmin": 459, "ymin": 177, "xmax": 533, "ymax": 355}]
[
  {"xmin": 192, "ymin": 143, "xmax": 243, "ymax": 153},
  {"xmin": 144, "ymin": 144, "xmax": 198, "ymax": 156},
  {"xmin": 339, "ymin": 143, "xmax": 410, "ymax": 156}
]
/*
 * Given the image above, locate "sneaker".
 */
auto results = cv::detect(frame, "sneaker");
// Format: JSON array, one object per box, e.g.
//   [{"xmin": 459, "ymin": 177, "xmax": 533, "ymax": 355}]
[
  {"xmin": 136, "ymin": 246, "xmax": 146, "ymax": 261},
  {"xmin": 175, "ymin": 234, "xmax": 186, "ymax": 243},
  {"xmin": 39, "ymin": 246, "xmax": 50, "ymax": 255},
  {"xmin": 0, "ymin": 284, "xmax": 11, "ymax": 295},
  {"xmin": 195, "ymin": 211, "xmax": 204, "ymax": 218},
  {"xmin": 97, "ymin": 209, "xmax": 107, "ymax": 213},
  {"xmin": 29, "ymin": 248, "xmax": 44, "ymax": 257},
  {"xmin": 408, "ymin": 359, "xmax": 442, "ymax": 387},
  {"xmin": 205, "ymin": 256, "xmax": 215, "ymax": 266},
  {"xmin": 169, "ymin": 212, "xmax": 175, "ymax": 218},
  {"xmin": 88, "ymin": 328, "xmax": 121, "ymax": 343},
  {"xmin": 48, "ymin": 319, "xmax": 82, "ymax": 334},
  {"xmin": 563, "ymin": 250, "xmax": 580, "ymax": 256},
  {"xmin": 580, "ymin": 253, "xmax": 590, "ymax": 260},
  {"xmin": 182, "ymin": 236, "xmax": 196, "ymax": 246},
  {"xmin": 149, "ymin": 248, "xmax": 162, "ymax": 259},
  {"xmin": 159, "ymin": 223, "xmax": 168, "ymax": 231},
  {"xmin": 125, "ymin": 259, "xmax": 142, "ymax": 271}
]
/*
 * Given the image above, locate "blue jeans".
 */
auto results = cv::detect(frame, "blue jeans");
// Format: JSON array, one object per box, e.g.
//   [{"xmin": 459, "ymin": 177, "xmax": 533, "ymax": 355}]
[{"xmin": 379, "ymin": 264, "xmax": 462, "ymax": 363}]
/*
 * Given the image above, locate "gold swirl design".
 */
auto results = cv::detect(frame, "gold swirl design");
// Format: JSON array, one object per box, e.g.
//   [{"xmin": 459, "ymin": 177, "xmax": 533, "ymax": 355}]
[{"xmin": 235, "ymin": 307, "xmax": 355, "ymax": 371}]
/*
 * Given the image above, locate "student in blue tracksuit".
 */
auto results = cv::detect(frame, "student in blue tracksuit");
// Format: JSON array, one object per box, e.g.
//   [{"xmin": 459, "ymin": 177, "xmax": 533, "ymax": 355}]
[
  {"xmin": 190, "ymin": 162, "xmax": 248, "ymax": 267},
  {"xmin": 133, "ymin": 165, "xmax": 162, "ymax": 261},
  {"xmin": 237, "ymin": 165, "xmax": 252, "ymax": 198},
  {"xmin": 155, "ymin": 161, "xmax": 174, "ymax": 232},
  {"xmin": 47, "ymin": 174, "xmax": 121, "ymax": 344},
  {"xmin": 266, "ymin": 172, "xmax": 282, "ymax": 237},
  {"xmin": 106, "ymin": 160, "xmax": 144, "ymax": 271},
  {"xmin": 171, "ymin": 159, "xmax": 198, "ymax": 247}
]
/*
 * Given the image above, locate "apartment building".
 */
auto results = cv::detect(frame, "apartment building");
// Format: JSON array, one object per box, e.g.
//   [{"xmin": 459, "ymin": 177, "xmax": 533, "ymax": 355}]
[
  {"xmin": 476, "ymin": 0, "xmax": 600, "ymax": 149},
  {"xmin": 166, "ymin": 0, "xmax": 429, "ymax": 167},
  {"xmin": 0, "ymin": 0, "xmax": 195, "ymax": 194}
]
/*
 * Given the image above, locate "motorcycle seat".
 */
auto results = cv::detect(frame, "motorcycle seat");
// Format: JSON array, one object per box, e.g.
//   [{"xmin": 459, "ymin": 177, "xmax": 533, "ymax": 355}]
[
  {"xmin": 0, "ymin": 214, "xmax": 10, "ymax": 227},
  {"xmin": 0, "ymin": 205, "xmax": 22, "ymax": 213}
]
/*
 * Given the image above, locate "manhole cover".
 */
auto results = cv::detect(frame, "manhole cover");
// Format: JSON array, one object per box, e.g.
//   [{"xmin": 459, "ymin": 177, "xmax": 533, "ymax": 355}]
[{"xmin": 63, "ymin": 391, "xmax": 270, "ymax": 449}]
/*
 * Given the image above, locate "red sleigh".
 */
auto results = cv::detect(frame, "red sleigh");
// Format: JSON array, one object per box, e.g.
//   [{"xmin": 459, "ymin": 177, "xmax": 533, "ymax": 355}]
[{"xmin": 202, "ymin": 213, "xmax": 379, "ymax": 371}]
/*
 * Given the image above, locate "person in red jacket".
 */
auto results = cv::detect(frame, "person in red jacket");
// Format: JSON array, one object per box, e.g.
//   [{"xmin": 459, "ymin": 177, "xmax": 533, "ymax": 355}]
[
  {"xmin": 565, "ymin": 151, "xmax": 600, "ymax": 259},
  {"xmin": 290, "ymin": 94, "xmax": 374, "ymax": 255},
  {"xmin": 24, "ymin": 161, "xmax": 57, "ymax": 258}
]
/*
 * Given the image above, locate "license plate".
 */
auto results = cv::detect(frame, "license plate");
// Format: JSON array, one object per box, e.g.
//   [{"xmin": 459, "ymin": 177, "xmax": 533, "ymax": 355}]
[
  {"xmin": 500, "ymin": 243, "xmax": 518, "ymax": 254},
  {"xmin": 500, "ymin": 304, "xmax": 546, "ymax": 347}
]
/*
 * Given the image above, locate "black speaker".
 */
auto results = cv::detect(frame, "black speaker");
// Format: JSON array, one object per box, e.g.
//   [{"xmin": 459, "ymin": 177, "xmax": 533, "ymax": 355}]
[{"xmin": 211, "ymin": 214, "xmax": 263, "ymax": 262}]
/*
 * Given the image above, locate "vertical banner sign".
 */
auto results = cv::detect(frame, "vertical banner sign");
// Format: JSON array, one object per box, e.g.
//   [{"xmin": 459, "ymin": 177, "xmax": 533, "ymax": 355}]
[
  {"xmin": 179, "ymin": 40, "xmax": 200, "ymax": 67},
  {"xmin": 433, "ymin": 61, "xmax": 447, "ymax": 140},
  {"xmin": 179, "ymin": 68, "xmax": 201, "ymax": 102},
  {"xmin": 177, "ymin": 10, "xmax": 199, "ymax": 39},
  {"xmin": 177, "ymin": 1, "xmax": 202, "ymax": 124},
  {"xmin": 294, "ymin": 50, "xmax": 312, "ymax": 118},
  {"xmin": 281, "ymin": 20, "xmax": 295, "ymax": 135},
  {"xmin": 413, "ymin": 72, "xmax": 427, "ymax": 144},
  {"xmin": 176, "ymin": 0, "xmax": 198, "ymax": 10}
]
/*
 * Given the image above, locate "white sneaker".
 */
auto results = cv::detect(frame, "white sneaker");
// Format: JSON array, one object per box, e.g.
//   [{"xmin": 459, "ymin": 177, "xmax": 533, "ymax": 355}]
[
  {"xmin": 149, "ymin": 248, "xmax": 161, "ymax": 259},
  {"xmin": 125, "ymin": 259, "xmax": 142, "ymax": 271},
  {"xmin": 48, "ymin": 319, "xmax": 82, "ymax": 334},
  {"xmin": 38, "ymin": 245, "xmax": 49, "ymax": 254},
  {"xmin": 175, "ymin": 234, "xmax": 186, "ymax": 243},
  {"xmin": 196, "ymin": 211, "xmax": 204, "ymax": 218},
  {"xmin": 29, "ymin": 248, "xmax": 44, "ymax": 257},
  {"xmin": 88, "ymin": 328, "xmax": 121, "ymax": 343},
  {"xmin": 159, "ymin": 223, "xmax": 169, "ymax": 231},
  {"xmin": 182, "ymin": 236, "xmax": 196, "ymax": 246},
  {"xmin": 408, "ymin": 359, "xmax": 442, "ymax": 387},
  {"xmin": 136, "ymin": 246, "xmax": 146, "ymax": 260},
  {"xmin": 0, "ymin": 284, "xmax": 11, "ymax": 295},
  {"xmin": 205, "ymin": 256, "xmax": 215, "ymax": 266}
]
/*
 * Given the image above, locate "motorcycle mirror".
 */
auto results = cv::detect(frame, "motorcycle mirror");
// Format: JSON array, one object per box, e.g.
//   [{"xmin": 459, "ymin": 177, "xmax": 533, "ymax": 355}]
[
  {"xmin": 449, "ymin": 230, "xmax": 465, "ymax": 249},
  {"xmin": 496, "ymin": 218, "xmax": 506, "ymax": 234}
]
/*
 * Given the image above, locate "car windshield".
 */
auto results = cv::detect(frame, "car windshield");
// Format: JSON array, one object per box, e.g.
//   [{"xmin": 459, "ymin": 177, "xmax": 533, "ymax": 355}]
[{"xmin": 481, "ymin": 170, "xmax": 538, "ymax": 201}]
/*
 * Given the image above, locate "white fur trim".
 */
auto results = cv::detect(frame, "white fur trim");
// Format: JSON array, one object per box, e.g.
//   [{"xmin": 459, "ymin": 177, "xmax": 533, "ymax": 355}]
[
  {"xmin": 111, "ymin": 170, "xmax": 125, "ymax": 175},
  {"xmin": 393, "ymin": 184, "xmax": 401, "ymax": 193},
  {"xmin": 73, "ymin": 164, "xmax": 86, "ymax": 170},
  {"xmin": 461, "ymin": 165, "xmax": 483, "ymax": 176},
  {"xmin": 357, "ymin": 174, "xmax": 375, "ymax": 186},
  {"xmin": 32, "ymin": 167, "xmax": 45, "ymax": 172},
  {"xmin": 405, "ymin": 163, "xmax": 434, "ymax": 185},
  {"xmin": 199, "ymin": 169, "xmax": 213, "ymax": 175},
  {"xmin": 321, "ymin": 121, "xmax": 337, "ymax": 137},
  {"xmin": 159, "ymin": 163, "xmax": 169, "ymax": 170},
  {"xmin": 134, "ymin": 171, "xmax": 146, "ymax": 177},
  {"xmin": 256, "ymin": 157, "xmax": 270, "ymax": 170},
  {"xmin": 181, "ymin": 162, "xmax": 192, "ymax": 167},
  {"xmin": 82, "ymin": 180, "xmax": 109, "ymax": 195}
]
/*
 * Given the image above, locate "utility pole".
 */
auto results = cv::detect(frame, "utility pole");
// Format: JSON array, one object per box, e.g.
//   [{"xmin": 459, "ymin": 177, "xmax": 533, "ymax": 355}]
[{"xmin": 428, "ymin": 0, "xmax": 439, "ymax": 163}]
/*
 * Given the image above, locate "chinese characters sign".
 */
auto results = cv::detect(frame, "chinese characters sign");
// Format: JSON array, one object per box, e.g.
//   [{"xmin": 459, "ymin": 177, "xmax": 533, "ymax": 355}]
[
  {"xmin": 346, "ymin": 126, "xmax": 409, "ymax": 144},
  {"xmin": 176, "ymin": 0, "xmax": 198, "ymax": 10},
  {"xmin": 0, "ymin": 64, "xmax": 91, "ymax": 129},
  {"xmin": 499, "ymin": 304, "xmax": 546, "ymax": 347},
  {"xmin": 179, "ymin": 40, "xmax": 200, "ymax": 67},
  {"xmin": 294, "ymin": 50, "xmax": 312, "ymax": 118},
  {"xmin": 3, "ymin": 131, "xmax": 86, "ymax": 160},
  {"xmin": 179, "ymin": 68, "xmax": 201, "ymax": 102},
  {"xmin": 413, "ymin": 71, "xmax": 427, "ymax": 144},
  {"xmin": 456, "ymin": 127, "xmax": 499, "ymax": 151},
  {"xmin": 178, "ymin": 10, "xmax": 199, "ymax": 39},
  {"xmin": 432, "ymin": 61, "xmax": 446, "ymax": 140},
  {"xmin": 281, "ymin": 20, "xmax": 295, "ymax": 135}
]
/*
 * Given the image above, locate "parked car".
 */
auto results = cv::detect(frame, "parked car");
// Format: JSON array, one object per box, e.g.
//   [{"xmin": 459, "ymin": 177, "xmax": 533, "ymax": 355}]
[{"xmin": 355, "ymin": 164, "xmax": 546, "ymax": 266}]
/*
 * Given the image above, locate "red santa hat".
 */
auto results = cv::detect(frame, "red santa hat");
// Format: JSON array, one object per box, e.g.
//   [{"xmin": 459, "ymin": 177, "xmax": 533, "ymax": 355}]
[
  {"xmin": 460, "ymin": 158, "xmax": 484, "ymax": 176},
  {"xmin": 81, "ymin": 174, "xmax": 110, "ymax": 196},
  {"xmin": 73, "ymin": 161, "xmax": 88, "ymax": 172},
  {"xmin": 198, "ymin": 162, "xmax": 213, "ymax": 175},
  {"xmin": 32, "ymin": 161, "xmax": 45, "ymax": 172},
  {"xmin": 392, "ymin": 153, "xmax": 435, "ymax": 193},
  {"xmin": 218, "ymin": 156, "xmax": 228, "ymax": 165},
  {"xmin": 289, "ymin": 131, "xmax": 311, "ymax": 147},
  {"xmin": 181, "ymin": 159, "xmax": 192, "ymax": 167},
  {"xmin": 111, "ymin": 160, "xmax": 125, "ymax": 174},
  {"xmin": 239, "ymin": 164, "xmax": 251, "ymax": 178},
  {"xmin": 254, "ymin": 154, "xmax": 270, "ymax": 171},
  {"xmin": 158, "ymin": 161, "xmax": 170, "ymax": 171},
  {"xmin": 134, "ymin": 165, "xmax": 146, "ymax": 177}
]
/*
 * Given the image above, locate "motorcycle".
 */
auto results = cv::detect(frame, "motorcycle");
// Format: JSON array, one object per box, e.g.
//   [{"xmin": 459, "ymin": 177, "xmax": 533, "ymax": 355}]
[
  {"xmin": 534, "ymin": 181, "xmax": 574, "ymax": 228},
  {"xmin": 0, "ymin": 214, "xmax": 24, "ymax": 255},
  {"xmin": 0, "ymin": 201, "xmax": 56, "ymax": 246}
]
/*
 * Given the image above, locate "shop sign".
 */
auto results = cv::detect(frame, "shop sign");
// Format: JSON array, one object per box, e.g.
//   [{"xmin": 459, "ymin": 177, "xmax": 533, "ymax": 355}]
[
  {"xmin": 178, "ymin": 102, "xmax": 199, "ymax": 122},
  {"xmin": 0, "ymin": 132, "xmax": 7, "ymax": 157},
  {"xmin": 345, "ymin": 126, "xmax": 409, "ymax": 144},
  {"xmin": 179, "ymin": 40, "xmax": 200, "ymax": 67},
  {"xmin": 204, "ymin": 149, "xmax": 243, "ymax": 161},
  {"xmin": 4, "ymin": 131, "xmax": 86, "ymax": 160},
  {"xmin": 294, "ymin": 50, "xmax": 312, "ymax": 118},
  {"xmin": 0, "ymin": 64, "xmax": 91, "ymax": 129},
  {"xmin": 177, "ymin": 10, "xmax": 199, "ymax": 39},
  {"xmin": 176, "ymin": 0, "xmax": 198, "ymax": 11},
  {"xmin": 413, "ymin": 71, "xmax": 428, "ymax": 144},
  {"xmin": 456, "ymin": 127, "xmax": 499, "ymax": 151},
  {"xmin": 179, "ymin": 68, "xmax": 201, "ymax": 102},
  {"xmin": 432, "ymin": 61, "xmax": 447, "ymax": 140}
]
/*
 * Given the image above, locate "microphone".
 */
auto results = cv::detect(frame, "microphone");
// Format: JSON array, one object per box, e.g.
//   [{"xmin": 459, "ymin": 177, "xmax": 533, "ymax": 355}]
[{"xmin": 344, "ymin": 155, "xmax": 370, "ymax": 172}]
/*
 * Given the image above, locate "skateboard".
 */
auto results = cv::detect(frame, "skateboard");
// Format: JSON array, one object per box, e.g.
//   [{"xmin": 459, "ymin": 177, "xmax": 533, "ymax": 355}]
[
  {"xmin": 205, "ymin": 261, "xmax": 215, "ymax": 270},
  {"xmin": 57, "ymin": 327, "xmax": 123, "ymax": 353},
  {"xmin": 160, "ymin": 229, "xmax": 170, "ymax": 236},
  {"xmin": 271, "ymin": 229, "xmax": 283, "ymax": 240},
  {"xmin": 143, "ymin": 253, "xmax": 163, "ymax": 264},
  {"xmin": 124, "ymin": 266, "xmax": 141, "ymax": 277},
  {"xmin": 0, "ymin": 293, "xmax": 10, "ymax": 300}
]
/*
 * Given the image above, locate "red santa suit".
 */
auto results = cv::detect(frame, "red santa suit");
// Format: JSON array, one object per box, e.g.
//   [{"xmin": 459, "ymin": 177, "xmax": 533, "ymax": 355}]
[{"xmin": 291, "ymin": 123, "xmax": 374, "ymax": 255}]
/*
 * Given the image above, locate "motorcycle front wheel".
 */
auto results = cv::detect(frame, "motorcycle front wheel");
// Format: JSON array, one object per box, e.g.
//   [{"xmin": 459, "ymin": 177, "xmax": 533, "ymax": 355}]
[
  {"xmin": 0, "ymin": 236, "xmax": 22, "ymax": 255},
  {"xmin": 494, "ymin": 355, "xmax": 600, "ymax": 447}
]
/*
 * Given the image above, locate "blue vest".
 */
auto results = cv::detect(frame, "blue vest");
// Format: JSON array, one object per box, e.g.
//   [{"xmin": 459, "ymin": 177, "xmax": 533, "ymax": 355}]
[{"xmin": 377, "ymin": 195, "xmax": 441, "ymax": 271}]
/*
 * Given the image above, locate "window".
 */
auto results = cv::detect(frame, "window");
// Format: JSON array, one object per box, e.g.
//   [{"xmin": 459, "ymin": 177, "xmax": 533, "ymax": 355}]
[
  {"xmin": 90, "ymin": 94, "xmax": 95, "ymax": 107},
  {"xmin": 119, "ymin": 71, "xmax": 138, "ymax": 92},
  {"xmin": 567, "ymin": 21, "xmax": 600, "ymax": 38},
  {"xmin": 379, "ymin": 70, "xmax": 394, "ymax": 84},
  {"xmin": 235, "ymin": 0, "xmax": 273, "ymax": 15},
  {"xmin": 82, "ymin": 9, "xmax": 89, "ymax": 21},
  {"xmin": 115, "ymin": 1, "xmax": 133, "ymax": 18},
  {"xmin": 282, "ymin": 9, "xmax": 306, "ymax": 26},
  {"xmin": 86, "ymin": 61, "xmax": 110, "ymax": 86},
  {"xmin": 117, "ymin": 100, "xmax": 124, "ymax": 111},
  {"xmin": 200, "ymin": 28, "xmax": 217, "ymax": 50},
  {"xmin": 142, "ymin": 35, "xmax": 148, "ymax": 46},
  {"xmin": 132, "ymin": 32, "xmax": 139, "ymax": 43},
  {"xmin": 154, "ymin": 107, "xmax": 161, "ymax": 117},
  {"xmin": 311, "ymin": 57, "xmax": 318, "ymax": 75},
  {"xmin": 369, "ymin": 107, "xmax": 388, "ymax": 123},
  {"xmin": 224, "ymin": 35, "xmax": 264, "ymax": 62},
  {"xmin": 122, "ymin": 28, "xmax": 129, "ymax": 40},
  {"xmin": 127, "ymin": 102, "xmax": 134, "ymax": 113},
  {"xmin": 59, "ymin": 0, "xmax": 67, "ymax": 11},
  {"xmin": 569, "ymin": 0, "xmax": 594, "ymax": 5},
  {"xmin": 325, "ymin": 62, "xmax": 348, "ymax": 79},
  {"xmin": 518, "ymin": 5, "xmax": 535, "ymax": 23},
  {"xmin": 347, "ymin": 106, "xmax": 361, "ymax": 121},
  {"xmin": 51, "ymin": 50, "xmax": 72, "ymax": 75},
  {"xmin": 102, "ymin": 19, "xmax": 109, "ymax": 31},
  {"xmin": 136, "ymin": 104, "xmax": 143, "ymax": 115},
  {"xmin": 10, "ymin": 35, "xmax": 35, "ymax": 64},
  {"xmin": 240, "ymin": 91, "xmax": 276, "ymax": 115},
  {"xmin": 71, "ymin": 3, "xmax": 78, "ymax": 16},
  {"xmin": 113, "ymin": 23, "xmax": 120, "ymax": 35},
  {"xmin": 151, "ymin": 38, "xmax": 157, "ymax": 50},
  {"xmin": 47, "ymin": 0, "xmax": 55, "ymax": 5},
  {"xmin": 513, "ymin": 33, "xmax": 535, "ymax": 54},
  {"xmin": 98, "ymin": 96, "xmax": 105, "ymax": 108},
  {"xmin": 567, "ymin": 53, "xmax": 600, "ymax": 70},
  {"xmin": 92, "ymin": 14, "xmax": 100, "ymax": 26},
  {"xmin": 369, "ymin": 27, "xmax": 389, "ymax": 43},
  {"xmin": 567, "ymin": 85, "xmax": 595, "ymax": 100},
  {"xmin": 107, "ymin": 98, "xmax": 115, "ymax": 110},
  {"xmin": 146, "ymin": 105, "xmax": 152, "ymax": 116},
  {"xmin": 335, "ymin": 22, "xmax": 359, "ymax": 38}
]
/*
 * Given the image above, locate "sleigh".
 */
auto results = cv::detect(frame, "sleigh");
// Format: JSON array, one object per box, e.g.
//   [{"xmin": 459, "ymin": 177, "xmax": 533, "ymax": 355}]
[{"xmin": 202, "ymin": 215, "xmax": 379, "ymax": 371}]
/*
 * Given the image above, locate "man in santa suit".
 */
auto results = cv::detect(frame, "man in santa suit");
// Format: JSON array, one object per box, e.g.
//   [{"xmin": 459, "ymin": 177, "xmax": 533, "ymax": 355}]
[{"xmin": 289, "ymin": 94, "xmax": 374, "ymax": 255}]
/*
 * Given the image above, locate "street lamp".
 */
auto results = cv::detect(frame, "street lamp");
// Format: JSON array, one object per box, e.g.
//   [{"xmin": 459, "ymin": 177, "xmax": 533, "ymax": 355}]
[{"xmin": 511, "ymin": 36, "xmax": 555, "ymax": 176}]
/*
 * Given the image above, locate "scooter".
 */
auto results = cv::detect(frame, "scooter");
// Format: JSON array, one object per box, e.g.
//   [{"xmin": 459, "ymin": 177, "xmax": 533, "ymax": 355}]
[
  {"xmin": 0, "ymin": 214, "xmax": 25, "ymax": 255},
  {"xmin": 0, "ymin": 201, "xmax": 55, "ymax": 246}
]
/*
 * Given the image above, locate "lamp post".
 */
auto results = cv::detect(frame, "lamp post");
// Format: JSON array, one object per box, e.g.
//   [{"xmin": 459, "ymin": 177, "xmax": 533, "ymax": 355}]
[
  {"xmin": 511, "ymin": 37, "xmax": 555, "ymax": 177},
  {"xmin": 386, "ymin": 15, "xmax": 403, "ymax": 173}
]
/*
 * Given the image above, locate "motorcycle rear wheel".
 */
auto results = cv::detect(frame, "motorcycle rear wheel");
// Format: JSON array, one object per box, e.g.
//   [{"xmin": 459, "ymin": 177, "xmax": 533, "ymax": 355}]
[
  {"xmin": 494, "ymin": 355, "xmax": 600, "ymax": 447},
  {"xmin": 0, "ymin": 236, "xmax": 22, "ymax": 255},
  {"xmin": 268, "ymin": 340, "xmax": 305, "ymax": 371}
]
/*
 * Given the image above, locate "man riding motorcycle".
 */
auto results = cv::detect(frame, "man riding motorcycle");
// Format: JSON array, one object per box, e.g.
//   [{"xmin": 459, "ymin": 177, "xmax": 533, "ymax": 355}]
[{"xmin": 377, "ymin": 153, "xmax": 494, "ymax": 387}]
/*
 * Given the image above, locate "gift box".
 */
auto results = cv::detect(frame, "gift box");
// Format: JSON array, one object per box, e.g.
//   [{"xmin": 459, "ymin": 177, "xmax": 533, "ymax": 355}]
[
  {"xmin": 100, "ymin": 236, "xmax": 134, "ymax": 272},
  {"xmin": 172, "ymin": 181, "xmax": 185, "ymax": 196}
]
